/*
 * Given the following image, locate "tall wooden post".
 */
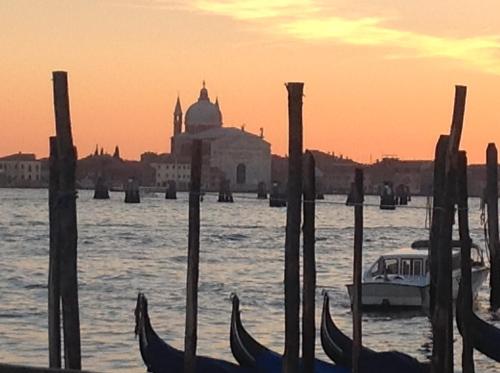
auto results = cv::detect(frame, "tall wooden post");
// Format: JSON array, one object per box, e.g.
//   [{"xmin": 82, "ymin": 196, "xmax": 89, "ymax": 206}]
[
  {"xmin": 430, "ymin": 85, "xmax": 467, "ymax": 373},
  {"xmin": 184, "ymin": 140, "xmax": 202, "ymax": 373},
  {"xmin": 48, "ymin": 136, "xmax": 61, "ymax": 368},
  {"xmin": 352, "ymin": 168, "xmax": 364, "ymax": 373},
  {"xmin": 456, "ymin": 151, "xmax": 475, "ymax": 373},
  {"xmin": 52, "ymin": 71, "xmax": 81, "ymax": 370},
  {"xmin": 283, "ymin": 82, "xmax": 303, "ymax": 373},
  {"xmin": 486, "ymin": 143, "xmax": 500, "ymax": 310},
  {"xmin": 429, "ymin": 136, "xmax": 448, "ymax": 315},
  {"xmin": 302, "ymin": 151, "xmax": 316, "ymax": 373}
]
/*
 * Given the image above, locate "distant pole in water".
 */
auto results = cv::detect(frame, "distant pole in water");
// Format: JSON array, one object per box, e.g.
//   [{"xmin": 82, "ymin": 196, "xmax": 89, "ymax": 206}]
[
  {"xmin": 257, "ymin": 181, "xmax": 267, "ymax": 199},
  {"xmin": 52, "ymin": 71, "xmax": 81, "ymax": 369},
  {"xmin": 124, "ymin": 178, "xmax": 140, "ymax": 203},
  {"xmin": 165, "ymin": 180, "xmax": 177, "ymax": 200},
  {"xmin": 184, "ymin": 140, "xmax": 202, "ymax": 373},
  {"xmin": 486, "ymin": 143, "xmax": 500, "ymax": 311},
  {"xmin": 456, "ymin": 151, "xmax": 475, "ymax": 373},
  {"xmin": 283, "ymin": 82, "xmax": 303, "ymax": 373},
  {"xmin": 48, "ymin": 136, "xmax": 61, "ymax": 368},
  {"xmin": 302, "ymin": 151, "xmax": 316, "ymax": 373},
  {"xmin": 93, "ymin": 176, "xmax": 109, "ymax": 199},
  {"xmin": 352, "ymin": 168, "xmax": 364, "ymax": 373}
]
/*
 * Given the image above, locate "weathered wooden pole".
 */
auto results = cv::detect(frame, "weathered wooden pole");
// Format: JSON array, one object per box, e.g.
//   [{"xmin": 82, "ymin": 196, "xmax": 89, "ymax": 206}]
[
  {"xmin": 430, "ymin": 85, "xmax": 467, "ymax": 373},
  {"xmin": 283, "ymin": 82, "xmax": 303, "ymax": 373},
  {"xmin": 429, "ymin": 136, "xmax": 448, "ymax": 315},
  {"xmin": 456, "ymin": 151, "xmax": 475, "ymax": 373},
  {"xmin": 486, "ymin": 143, "xmax": 500, "ymax": 310},
  {"xmin": 48, "ymin": 136, "xmax": 61, "ymax": 368},
  {"xmin": 302, "ymin": 151, "xmax": 316, "ymax": 373},
  {"xmin": 52, "ymin": 71, "xmax": 81, "ymax": 370},
  {"xmin": 184, "ymin": 140, "xmax": 202, "ymax": 373},
  {"xmin": 352, "ymin": 168, "xmax": 364, "ymax": 373}
]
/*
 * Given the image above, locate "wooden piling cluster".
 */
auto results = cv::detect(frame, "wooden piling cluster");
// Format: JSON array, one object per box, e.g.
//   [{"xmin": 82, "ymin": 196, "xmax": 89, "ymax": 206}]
[
  {"xmin": 93, "ymin": 176, "xmax": 109, "ymax": 199},
  {"xmin": 124, "ymin": 178, "xmax": 140, "ymax": 203},
  {"xmin": 218, "ymin": 178, "xmax": 234, "ymax": 202},
  {"xmin": 49, "ymin": 71, "xmax": 81, "ymax": 370},
  {"xmin": 165, "ymin": 180, "xmax": 177, "ymax": 199},
  {"xmin": 269, "ymin": 181, "xmax": 286, "ymax": 207},
  {"xmin": 257, "ymin": 181, "xmax": 267, "ymax": 199}
]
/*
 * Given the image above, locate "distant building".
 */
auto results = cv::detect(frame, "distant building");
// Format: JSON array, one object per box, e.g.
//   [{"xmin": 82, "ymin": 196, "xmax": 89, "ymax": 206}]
[
  {"xmin": 150, "ymin": 156, "xmax": 191, "ymax": 189},
  {"xmin": 170, "ymin": 82, "xmax": 271, "ymax": 192},
  {"xmin": 0, "ymin": 153, "xmax": 43, "ymax": 187},
  {"xmin": 365, "ymin": 157, "xmax": 433, "ymax": 195}
]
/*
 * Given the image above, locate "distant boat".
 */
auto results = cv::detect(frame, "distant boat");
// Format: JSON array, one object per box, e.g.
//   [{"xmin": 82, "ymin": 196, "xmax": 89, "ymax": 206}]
[
  {"xmin": 320, "ymin": 293, "xmax": 430, "ymax": 373},
  {"xmin": 346, "ymin": 240, "xmax": 489, "ymax": 308}
]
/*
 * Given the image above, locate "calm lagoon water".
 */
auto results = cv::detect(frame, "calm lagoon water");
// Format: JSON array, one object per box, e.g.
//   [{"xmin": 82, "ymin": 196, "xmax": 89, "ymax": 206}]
[{"xmin": 0, "ymin": 188, "xmax": 498, "ymax": 372}]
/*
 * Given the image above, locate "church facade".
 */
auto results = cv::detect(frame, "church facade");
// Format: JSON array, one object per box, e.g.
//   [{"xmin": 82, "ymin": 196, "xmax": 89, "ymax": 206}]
[{"xmin": 170, "ymin": 83, "xmax": 271, "ymax": 192}]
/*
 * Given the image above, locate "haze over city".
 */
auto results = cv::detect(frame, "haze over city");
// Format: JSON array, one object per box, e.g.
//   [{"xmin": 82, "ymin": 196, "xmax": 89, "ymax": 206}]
[{"xmin": 2, "ymin": 0, "xmax": 500, "ymax": 162}]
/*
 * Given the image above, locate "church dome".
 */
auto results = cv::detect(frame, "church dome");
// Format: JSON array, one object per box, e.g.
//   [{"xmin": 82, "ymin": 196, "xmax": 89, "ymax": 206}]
[{"xmin": 185, "ymin": 82, "xmax": 222, "ymax": 132}]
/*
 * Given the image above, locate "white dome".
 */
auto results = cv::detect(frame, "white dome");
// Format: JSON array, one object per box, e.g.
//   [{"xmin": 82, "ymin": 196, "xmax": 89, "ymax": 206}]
[{"xmin": 185, "ymin": 84, "xmax": 222, "ymax": 129}]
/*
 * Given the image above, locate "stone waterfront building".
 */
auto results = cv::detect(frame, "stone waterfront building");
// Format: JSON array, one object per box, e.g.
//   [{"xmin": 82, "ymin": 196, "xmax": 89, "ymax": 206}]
[
  {"xmin": 169, "ymin": 82, "xmax": 271, "ymax": 192},
  {"xmin": 0, "ymin": 153, "xmax": 43, "ymax": 187}
]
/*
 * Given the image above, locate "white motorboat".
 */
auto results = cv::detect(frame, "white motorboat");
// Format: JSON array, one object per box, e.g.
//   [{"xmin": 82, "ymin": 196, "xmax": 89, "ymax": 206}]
[{"xmin": 346, "ymin": 240, "xmax": 489, "ymax": 308}]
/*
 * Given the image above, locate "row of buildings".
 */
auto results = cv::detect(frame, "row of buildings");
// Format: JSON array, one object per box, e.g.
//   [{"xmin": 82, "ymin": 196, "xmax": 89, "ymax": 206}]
[
  {"xmin": 0, "ymin": 149, "xmax": 494, "ymax": 198},
  {"xmin": 0, "ymin": 83, "xmax": 495, "ymax": 196}
]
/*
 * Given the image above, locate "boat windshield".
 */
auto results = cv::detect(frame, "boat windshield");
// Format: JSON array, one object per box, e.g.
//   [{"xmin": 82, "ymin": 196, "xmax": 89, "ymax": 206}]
[{"xmin": 369, "ymin": 257, "xmax": 426, "ymax": 277}]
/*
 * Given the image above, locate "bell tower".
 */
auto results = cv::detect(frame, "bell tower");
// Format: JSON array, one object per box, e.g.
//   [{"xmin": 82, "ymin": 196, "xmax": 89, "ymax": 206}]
[{"xmin": 173, "ymin": 96, "xmax": 183, "ymax": 136}]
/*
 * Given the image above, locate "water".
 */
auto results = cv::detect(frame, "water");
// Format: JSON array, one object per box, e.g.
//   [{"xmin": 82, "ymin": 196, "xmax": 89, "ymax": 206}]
[{"xmin": 0, "ymin": 188, "xmax": 498, "ymax": 372}]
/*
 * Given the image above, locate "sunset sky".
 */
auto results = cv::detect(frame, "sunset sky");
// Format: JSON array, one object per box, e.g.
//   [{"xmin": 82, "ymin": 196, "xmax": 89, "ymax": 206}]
[{"xmin": 2, "ymin": 0, "xmax": 500, "ymax": 163}]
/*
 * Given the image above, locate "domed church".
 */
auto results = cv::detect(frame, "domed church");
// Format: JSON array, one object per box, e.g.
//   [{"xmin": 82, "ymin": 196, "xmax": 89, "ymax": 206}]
[{"xmin": 170, "ymin": 82, "xmax": 271, "ymax": 192}]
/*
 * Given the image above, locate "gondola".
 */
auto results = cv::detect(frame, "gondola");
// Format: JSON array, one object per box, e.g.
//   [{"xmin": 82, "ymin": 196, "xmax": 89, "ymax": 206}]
[
  {"xmin": 230, "ymin": 293, "xmax": 349, "ymax": 372},
  {"xmin": 456, "ymin": 285, "xmax": 500, "ymax": 363},
  {"xmin": 320, "ymin": 293, "xmax": 430, "ymax": 373},
  {"xmin": 134, "ymin": 293, "xmax": 253, "ymax": 373}
]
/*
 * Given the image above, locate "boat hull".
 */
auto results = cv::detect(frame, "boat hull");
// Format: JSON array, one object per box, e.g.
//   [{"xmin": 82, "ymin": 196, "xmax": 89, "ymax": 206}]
[{"xmin": 347, "ymin": 267, "xmax": 489, "ymax": 308}]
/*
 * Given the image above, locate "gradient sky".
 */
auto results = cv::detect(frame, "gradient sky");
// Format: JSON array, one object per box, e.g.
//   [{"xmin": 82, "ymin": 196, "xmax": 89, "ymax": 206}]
[{"xmin": 2, "ymin": 0, "xmax": 500, "ymax": 163}]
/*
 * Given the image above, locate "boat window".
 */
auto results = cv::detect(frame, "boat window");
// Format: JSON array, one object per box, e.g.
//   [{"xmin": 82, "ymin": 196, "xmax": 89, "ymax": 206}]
[
  {"xmin": 401, "ymin": 259, "xmax": 411, "ymax": 276},
  {"xmin": 413, "ymin": 259, "xmax": 423, "ymax": 276},
  {"xmin": 425, "ymin": 260, "xmax": 429, "ymax": 274},
  {"xmin": 370, "ymin": 258, "xmax": 384, "ymax": 277},
  {"xmin": 385, "ymin": 258, "xmax": 399, "ymax": 275}
]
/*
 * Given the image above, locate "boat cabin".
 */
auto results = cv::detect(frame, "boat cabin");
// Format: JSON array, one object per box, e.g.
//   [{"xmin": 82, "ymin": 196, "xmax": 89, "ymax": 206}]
[{"xmin": 365, "ymin": 240, "xmax": 485, "ymax": 282}]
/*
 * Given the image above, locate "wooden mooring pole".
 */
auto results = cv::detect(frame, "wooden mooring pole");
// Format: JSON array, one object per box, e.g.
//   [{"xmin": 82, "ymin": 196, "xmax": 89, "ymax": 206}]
[
  {"xmin": 302, "ymin": 151, "xmax": 316, "ymax": 373},
  {"xmin": 430, "ymin": 85, "xmax": 467, "ymax": 373},
  {"xmin": 457, "ymin": 151, "xmax": 475, "ymax": 373},
  {"xmin": 184, "ymin": 139, "xmax": 202, "ymax": 373},
  {"xmin": 52, "ymin": 71, "xmax": 81, "ymax": 370},
  {"xmin": 352, "ymin": 168, "xmax": 364, "ymax": 373},
  {"xmin": 283, "ymin": 82, "xmax": 303, "ymax": 373},
  {"xmin": 48, "ymin": 137, "xmax": 61, "ymax": 368},
  {"xmin": 486, "ymin": 143, "xmax": 500, "ymax": 311}
]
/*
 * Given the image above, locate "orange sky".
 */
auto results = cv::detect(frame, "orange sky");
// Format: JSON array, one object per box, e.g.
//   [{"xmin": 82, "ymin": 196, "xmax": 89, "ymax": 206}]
[{"xmin": 2, "ymin": 0, "xmax": 500, "ymax": 163}]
